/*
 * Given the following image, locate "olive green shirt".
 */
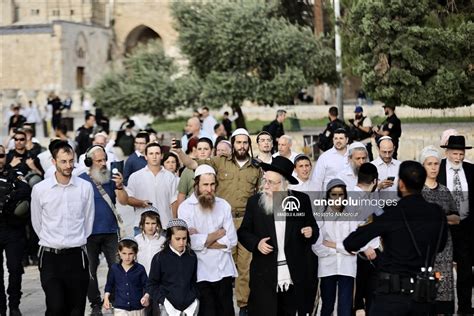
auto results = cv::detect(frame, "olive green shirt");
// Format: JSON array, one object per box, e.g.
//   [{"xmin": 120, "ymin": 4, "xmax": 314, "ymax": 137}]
[
  {"xmin": 177, "ymin": 168, "xmax": 195, "ymax": 198},
  {"xmin": 198, "ymin": 155, "xmax": 261, "ymax": 214}
]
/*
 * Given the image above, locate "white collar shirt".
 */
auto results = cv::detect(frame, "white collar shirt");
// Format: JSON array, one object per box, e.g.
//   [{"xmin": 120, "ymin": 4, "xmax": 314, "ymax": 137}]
[
  {"xmin": 446, "ymin": 159, "xmax": 469, "ymax": 219},
  {"xmin": 336, "ymin": 165, "xmax": 357, "ymax": 191},
  {"xmin": 202, "ymin": 115, "xmax": 218, "ymax": 136},
  {"xmin": 371, "ymin": 157, "xmax": 401, "ymax": 192},
  {"xmin": 135, "ymin": 232, "xmax": 166, "ymax": 275},
  {"xmin": 31, "ymin": 174, "xmax": 95, "ymax": 249},
  {"xmin": 178, "ymin": 193, "xmax": 238, "ymax": 283},
  {"xmin": 272, "ymin": 151, "xmax": 299, "ymax": 163},
  {"xmin": 289, "ymin": 177, "xmax": 317, "ymax": 192},
  {"xmin": 126, "ymin": 166, "xmax": 178, "ymax": 227},
  {"xmin": 310, "ymin": 147, "xmax": 348, "ymax": 192}
]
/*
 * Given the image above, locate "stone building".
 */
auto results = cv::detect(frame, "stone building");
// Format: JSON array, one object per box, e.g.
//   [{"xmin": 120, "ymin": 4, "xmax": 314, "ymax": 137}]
[{"xmin": 0, "ymin": 0, "xmax": 179, "ymax": 110}]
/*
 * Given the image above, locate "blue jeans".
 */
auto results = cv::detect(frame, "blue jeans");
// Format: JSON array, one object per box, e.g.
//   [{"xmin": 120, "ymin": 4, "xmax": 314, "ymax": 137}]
[{"xmin": 320, "ymin": 275, "xmax": 354, "ymax": 316}]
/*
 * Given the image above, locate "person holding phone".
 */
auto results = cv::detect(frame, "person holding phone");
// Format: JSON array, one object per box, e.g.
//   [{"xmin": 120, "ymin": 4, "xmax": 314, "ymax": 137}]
[
  {"xmin": 78, "ymin": 145, "xmax": 128, "ymax": 315},
  {"xmin": 371, "ymin": 136, "xmax": 401, "ymax": 195}
]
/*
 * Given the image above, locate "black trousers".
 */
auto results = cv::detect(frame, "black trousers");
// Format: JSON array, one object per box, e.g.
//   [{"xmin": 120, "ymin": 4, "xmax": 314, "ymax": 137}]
[
  {"xmin": 354, "ymin": 253, "xmax": 379, "ymax": 314},
  {"xmin": 197, "ymin": 276, "xmax": 234, "ymax": 316},
  {"xmin": 39, "ymin": 248, "xmax": 89, "ymax": 316},
  {"xmin": 86, "ymin": 233, "xmax": 118, "ymax": 307},
  {"xmin": 0, "ymin": 225, "xmax": 25, "ymax": 314},
  {"xmin": 369, "ymin": 293, "xmax": 430, "ymax": 316},
  {"xmin": 451, "ymin": 224, "xmax": 474, "ymax": 312},
  {"xmin": 277, "ymin": 285, "xmax": 297, "ymax": 316}
]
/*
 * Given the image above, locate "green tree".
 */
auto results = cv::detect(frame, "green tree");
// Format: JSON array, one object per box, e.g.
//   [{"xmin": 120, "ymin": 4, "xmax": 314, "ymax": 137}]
[
  {"xmin": 91, "ymin": 42, "xmax": 188, "ymax": 117},
  {"xmin": 345, "ymin": 0, "xmax": 473, "ymax": 108},
  {"xmin": 172, "ymin": 1, "xmax": 338, "ymax": 117}
]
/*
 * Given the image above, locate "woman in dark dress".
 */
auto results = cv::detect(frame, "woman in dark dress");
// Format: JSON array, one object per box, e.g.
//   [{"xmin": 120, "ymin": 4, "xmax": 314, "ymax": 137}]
[{"xmin": 420, "ymin": 146, "xmax": 460, "ymax": 315}]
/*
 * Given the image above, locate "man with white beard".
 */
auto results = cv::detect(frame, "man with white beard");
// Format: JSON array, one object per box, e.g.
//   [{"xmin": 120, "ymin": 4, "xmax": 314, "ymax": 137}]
[
  {"xmin": 336, "ymin": 142, "xmax": 368, "ymax": 190},
  {"xmin": 238, "ymin": 156, "xmax": 318, "ymax": 315},
  {"xmin": 178, "ymin": 165, "xmax": 238, "ymax": 316},
  {"xmin": 78, "ymin": 145, "xmax": 128, "ymax": 315}
]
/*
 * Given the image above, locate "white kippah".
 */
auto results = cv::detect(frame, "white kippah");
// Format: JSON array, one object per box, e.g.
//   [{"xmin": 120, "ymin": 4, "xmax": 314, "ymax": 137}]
[
  {"xmin": 194, "ymin": 164, "xmax": 216, "ymax": 179},
  {"xmin": 348, "ymin": 141, "xmax": 366, "ymax": 155},
  {"xmin": 166, "ymin": 219, "xmax": 188, "ymax": 230},
  {"xmin": 419, "ymin": 146, "xmax": 441, "ymax": 164},
  {"xmin": 231, "ymin": 128, "xmax": 250, "ymax": 138}
]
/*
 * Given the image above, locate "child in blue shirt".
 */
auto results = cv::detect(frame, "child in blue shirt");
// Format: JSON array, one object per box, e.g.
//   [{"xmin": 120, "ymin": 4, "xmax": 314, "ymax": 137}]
[{"xmin": 104, "ymin": 238, "xmax": 149, "ymax": 315}]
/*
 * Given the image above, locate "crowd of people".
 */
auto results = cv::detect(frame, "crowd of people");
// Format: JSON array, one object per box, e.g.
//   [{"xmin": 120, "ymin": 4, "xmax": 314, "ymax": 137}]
[{"xmin": 0, "ymin": 104, "xmax": 472, "ymax": 316}]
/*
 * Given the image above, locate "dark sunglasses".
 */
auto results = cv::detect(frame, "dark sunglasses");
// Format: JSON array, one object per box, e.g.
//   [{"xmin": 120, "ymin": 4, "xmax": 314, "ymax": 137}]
[
  {"xmin": 0, "ymin": 154, "xmax": 5, "ymax": 158},
  {"xmin": 14, "ymin": 138, "xmax": 26, "ymax": 141}
]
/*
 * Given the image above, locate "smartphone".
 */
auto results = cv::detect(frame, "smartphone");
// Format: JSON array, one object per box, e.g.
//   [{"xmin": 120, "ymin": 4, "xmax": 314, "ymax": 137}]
[
  {"xmin": 174, "ymin": 139, "xmax": 182, "ymax": 149},
  {"xmin": 387, "ymin": 176, "xmax": 395, "ymax": 181},
  {"xmin": 110, "ymin": 160, "xmax": 124, "ymax": 175}
]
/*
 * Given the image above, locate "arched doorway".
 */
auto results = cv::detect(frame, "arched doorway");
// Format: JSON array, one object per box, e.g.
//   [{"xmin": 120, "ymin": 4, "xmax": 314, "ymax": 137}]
[{"xmin": 124, "ymin": 25, "xmax": 161, "ymax": 55}]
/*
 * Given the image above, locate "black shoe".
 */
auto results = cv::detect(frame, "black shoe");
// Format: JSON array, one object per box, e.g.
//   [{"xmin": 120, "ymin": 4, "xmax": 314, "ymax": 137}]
[
  {"xmin": 90, "ymin": 304, "xmax": 103, "ymax": 316},
  {"xmin": 9, "ymin": 308, "xmax": 21, "ymax": 316}
]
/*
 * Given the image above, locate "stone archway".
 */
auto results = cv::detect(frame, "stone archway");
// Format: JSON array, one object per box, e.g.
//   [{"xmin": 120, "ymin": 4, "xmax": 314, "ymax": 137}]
[{"xmin": 124, "ymin": 25, "xmax": 161, "ymax": 55}]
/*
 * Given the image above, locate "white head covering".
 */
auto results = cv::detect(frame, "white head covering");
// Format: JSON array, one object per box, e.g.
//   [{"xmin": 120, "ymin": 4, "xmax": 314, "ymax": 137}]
[
  {"xmin": 194, "ymin": 164, "xmax": 216, "ymax": 178},
  {"xmin": 348, "ymin": 141, "xmax": 366, "ymax": 155},
  {"xmin": 419, "ymin": 145, "xmax": 441, "ymax": 164},
  {"xmin": 231, "ymin": 128, "xmax": 250, "ymax": 138}
]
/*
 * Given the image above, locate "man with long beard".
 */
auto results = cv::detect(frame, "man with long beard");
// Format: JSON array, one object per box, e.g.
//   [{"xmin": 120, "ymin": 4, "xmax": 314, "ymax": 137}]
[
  {"xmin": 78, "ymin": 145, "xmax": 128, "ymax": 315},
  {"xmin": 178, "ymin": 165, "xmax": 238, "ymax": 316},
  {"xmin": 238, "ymin": 156, "xmax": 318, "ymax": 315},
  {"xmin": 174, "ymin": 128, "xmax": 261, "ymax": 316},
  {"xmin": 336, "ymin": 141, "xmax": 368, "ymax": 190}
]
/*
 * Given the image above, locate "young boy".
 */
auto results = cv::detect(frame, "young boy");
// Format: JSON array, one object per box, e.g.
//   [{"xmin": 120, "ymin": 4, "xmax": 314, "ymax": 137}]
[{"xmin": 104, "ymin": 238, "xmax": 150, "ymax": 316}]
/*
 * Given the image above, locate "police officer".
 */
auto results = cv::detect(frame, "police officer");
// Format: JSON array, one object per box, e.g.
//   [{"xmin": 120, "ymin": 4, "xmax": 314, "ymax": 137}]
[
  {"xmin": 373, "ymin": 104, "xmax": 402, "ymax": 159},
  {"xmin": 0, "ymin": 145, "xmax": 31, "ymax": 316},
  {"xmin": 343, "ymin": 161, "xmax": 448, "ymax": 315}
]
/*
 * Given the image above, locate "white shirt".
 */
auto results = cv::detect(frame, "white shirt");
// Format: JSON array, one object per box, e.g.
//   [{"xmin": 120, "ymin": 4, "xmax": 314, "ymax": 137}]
[
  {"xmin": 312, "ymin": 207, "xmax": 377, "ymax": 278},
  {"xmin": 135, "ymin": 232, "xmax": 165, "ymax": 275},
  {"xmin": 445, "ymin": 159, "xmax": 469, "ymax": 219},
  {"xmin": 371, "ymin": 156, "xmax": 401, "ymax": 192},
  {"xmin": 202, "ymin": 115, "xmax": 218, "ymax": 137},
  {"xmin": 311, "ymin": 147, "xmax": 348, "ymax": 192},
  {"xmin": 273, "ymin": 151, "xmax": 299, "ymax": 163},
  {"xmin": 180, "ymin": 130, "xmax": 211, "ymax": 153},
  {"xmin": 336, "ymin": 165, "xmax": 357, "ymax": 191},
  {"xmin": 178, "ymin": 193, "xmax": 238, "ymax": 283},
  {"xmin": 127, "ymin": 166, "xmax": 178, "ymax": 227},
  {"xmin": 31, "ymin": 174, "xmax": 95, "ymax": 249},
  {"xmin": 289, "ymin": 177, "xmax": 317, "ymax": 192}
]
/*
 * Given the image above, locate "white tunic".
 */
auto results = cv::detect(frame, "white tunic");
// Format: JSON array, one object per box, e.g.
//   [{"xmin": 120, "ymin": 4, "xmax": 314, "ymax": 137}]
[
  {"xmin": 178, "ymin": 193, "xmax": 238, "ymax": 283},
  {"xmin": 126, "ymin": 166, "xmax": 178, "ymax": 227},
  {"xmin": 310, "ymin": 147, "xmax": 348, "ymax": 192},
  {"xmin": 135, "ymin": 232, "xmax": 165, "ymax": 275}
]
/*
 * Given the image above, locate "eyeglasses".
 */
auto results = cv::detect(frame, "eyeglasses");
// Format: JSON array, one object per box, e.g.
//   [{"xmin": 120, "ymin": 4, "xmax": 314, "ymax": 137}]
[
  {"xmin": 263, "ymin": 178, "xmax": 281, "ymax": 186},
  {"xmin": 0, "ymin": 154, "xmax": 5, "ymax": 158},
  {"xmin": 14, "ymin": 138, "xmax": 26, "ymax": 142}
]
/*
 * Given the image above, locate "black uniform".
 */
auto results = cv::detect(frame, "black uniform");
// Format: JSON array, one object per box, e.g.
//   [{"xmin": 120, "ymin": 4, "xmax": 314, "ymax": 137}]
[
  {"xmin": 343, "ymin": 194, "xmax": 448, "ymax": 316},
  {"xmin": 265, "ymin": 119, "xmax": 284, "ymax": 152},
  {"xmin": 0, "ymin": 167, "xmax": 31, "ymax": 315},
  {"xmin": 318, "ymin": 118, "xmax": 347, "ymax": 151},
  {"xmin": 379, "ymin": 114, "xmax": 402, "ymax": 159},
  {"xmin": 75, "ymin": 125, "xmax": 94, "ymax": 158}
]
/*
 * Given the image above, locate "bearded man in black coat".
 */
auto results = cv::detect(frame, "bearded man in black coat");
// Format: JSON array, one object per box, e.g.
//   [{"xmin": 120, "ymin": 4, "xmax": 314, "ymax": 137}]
[{"xmin": 238, "ymin": 156, "xmax": 318, "ymax": 316}]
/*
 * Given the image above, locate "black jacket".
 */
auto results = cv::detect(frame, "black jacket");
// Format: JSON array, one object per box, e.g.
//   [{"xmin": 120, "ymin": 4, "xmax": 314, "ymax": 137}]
[
  {"xmin": 344, "ymin": 194, "xmax": 448, "ymax": 277},
  {"xmin": 147, "ymin": 246, "xmax": 198, "ymax": 311},
  {"xmin": 238, "ymin": 190, "xmax": 318, "ymax": 315}
]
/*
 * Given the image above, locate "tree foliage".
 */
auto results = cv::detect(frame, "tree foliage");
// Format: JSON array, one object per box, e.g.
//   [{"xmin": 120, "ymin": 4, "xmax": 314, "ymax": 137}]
[
  {"xmin": 345, "ymin": 0, "xmax": 473, "ymax": 108},
  {"xmin": 172, "ymin": 1, "xmax": 338, "ymax": 107},
  {"xmin": 90, "ymin": 42, "xmax": 196, "ymax": 117}
]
